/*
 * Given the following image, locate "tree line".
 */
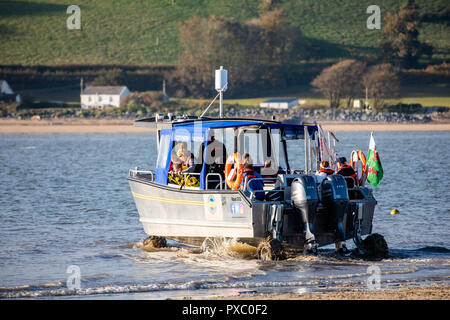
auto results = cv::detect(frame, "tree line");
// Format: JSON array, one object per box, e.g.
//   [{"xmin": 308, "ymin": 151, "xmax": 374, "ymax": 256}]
[
  {"xmin": 170, "ymin": 0, "xmax": 436, "ymax": 108},
  {"xmin": 170, "ymin": 4, "xmax": 310, "ymax": 97},
  {"xmin": 311, "ymin": 0, "xmax": 437, "ymax": 110},
  {"xmin": 311, "ymin": 61, "xmax": 400, "ymax": 111}
]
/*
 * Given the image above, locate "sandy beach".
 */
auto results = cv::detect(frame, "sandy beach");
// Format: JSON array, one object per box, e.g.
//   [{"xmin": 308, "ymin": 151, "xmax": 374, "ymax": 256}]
[
  {"xmin": 1, "ymin": 118, "xmax": 450, "ymax": 134},
  {"xmin": 0, "ymin": 119, "xmax": 153, "ymax": 134},
  {"xmin": 230, "ymin": 284, "xmax": 450, "ymax": 300}
]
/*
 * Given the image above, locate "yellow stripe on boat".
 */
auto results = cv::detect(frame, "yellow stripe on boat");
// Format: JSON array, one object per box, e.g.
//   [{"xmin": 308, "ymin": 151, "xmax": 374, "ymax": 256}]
[{"xmin": 132, "ymin": 192, "xmax": 204, "ymax": 206}]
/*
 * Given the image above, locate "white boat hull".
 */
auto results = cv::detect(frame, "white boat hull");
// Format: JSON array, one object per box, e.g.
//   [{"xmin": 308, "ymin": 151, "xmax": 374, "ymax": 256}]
[{"xmin": 128, "ymin": 177, "xmax": 254, "ymax": 239}]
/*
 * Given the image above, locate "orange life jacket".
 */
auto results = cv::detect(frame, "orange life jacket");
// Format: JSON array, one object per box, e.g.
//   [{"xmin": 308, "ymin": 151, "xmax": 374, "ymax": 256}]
[{"xmin": 319, "ymin": 168, "xmax": 334, "ymax": 175}]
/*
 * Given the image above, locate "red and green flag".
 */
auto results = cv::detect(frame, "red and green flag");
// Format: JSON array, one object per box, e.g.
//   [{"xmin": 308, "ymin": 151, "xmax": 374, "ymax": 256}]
[{"xmin": 367, "ymin": 132, "xmax": 383, "ymax": 187}]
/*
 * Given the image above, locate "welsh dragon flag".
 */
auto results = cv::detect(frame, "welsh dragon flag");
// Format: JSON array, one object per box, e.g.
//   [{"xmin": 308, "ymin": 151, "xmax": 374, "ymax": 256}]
[{"xmin": 367, "ymin": 132, "xmax": 384, "ymax": 187}]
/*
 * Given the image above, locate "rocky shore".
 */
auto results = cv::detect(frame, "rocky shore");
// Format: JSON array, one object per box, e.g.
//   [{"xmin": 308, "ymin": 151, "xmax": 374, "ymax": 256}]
[
  {"xmin": 1, "ymin": 118, "xmax": 449, "ymax": 134},
  {"xmin": 225, "ymin": 107, "xmax": 450, "ymax": 123},
  {"xmin": 4, "ymin": 104, "xmax": 449, "ymax": 124}
]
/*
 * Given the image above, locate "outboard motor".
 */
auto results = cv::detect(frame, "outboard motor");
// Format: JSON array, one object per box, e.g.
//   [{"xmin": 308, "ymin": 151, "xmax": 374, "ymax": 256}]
[
  {"xmin": 291, "ymin": 175, "xmax": 319, "ymax": 251},
  {"xmin": 320, "ymin": 175, "xmax": 349, "ymax": 242}
]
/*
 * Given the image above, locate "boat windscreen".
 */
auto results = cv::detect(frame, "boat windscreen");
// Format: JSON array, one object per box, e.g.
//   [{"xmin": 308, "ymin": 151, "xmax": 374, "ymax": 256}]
[{"xmin": 156, "ymin": 134, "xmax": 171, "ymax": 169}]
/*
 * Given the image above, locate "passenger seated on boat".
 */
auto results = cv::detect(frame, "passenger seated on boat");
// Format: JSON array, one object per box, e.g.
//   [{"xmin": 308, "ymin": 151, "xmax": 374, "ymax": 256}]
[
  {"xmin": 243, "ymin": 153, "xmax": 251, "ymax": 165},
  {"xmin": 168, "ymin": 160, "xmax": 183, "ymax": 185},
  {"xmin": 171, "ymin": 162, "xmax": 182, "ymax": 175},
  {"xmin": 227, "ymin": 153, "xmax": 252, "ymax": 183},
  {"xmin": 315, "ymin": 160, "xmax": 334, "ymax": 184},
  {"xmin": 177, "ymin": 147, "xmax": 195, "ymax": 174},
  {"xmin": 167, "ymin": 146, "xmax": 199, "ymax": 187},
  {"xmin": 261, "ymin": 159, "xmax": 278, "ymax": 182},
  {"xmin": 169, "ymin": 150, "xmax": 182, "ymax": 175},
  {"xmin": 242, "ymin": 163, "xmax": 265, "ymax": 201},
  {"xmin": 336, "ymin": 157, "xmax": 357, "ymax": 188}
]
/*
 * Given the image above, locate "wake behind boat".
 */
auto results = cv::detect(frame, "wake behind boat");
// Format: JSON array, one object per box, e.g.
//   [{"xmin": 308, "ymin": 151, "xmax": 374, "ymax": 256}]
[{"xmin": 127, "ymin": 67, "xmax": 388, "ymax": 259}]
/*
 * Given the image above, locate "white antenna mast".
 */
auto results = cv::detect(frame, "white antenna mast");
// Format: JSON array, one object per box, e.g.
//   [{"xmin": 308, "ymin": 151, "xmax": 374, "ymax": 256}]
[{"xmin": 215, "ymin": 66, "xmax": 228, "ymax": 118}]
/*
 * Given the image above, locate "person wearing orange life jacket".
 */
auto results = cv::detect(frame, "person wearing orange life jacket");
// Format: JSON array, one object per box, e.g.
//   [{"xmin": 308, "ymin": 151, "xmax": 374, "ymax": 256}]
[
  {"xmin": 226, "ymin": 153, "xmax": 251, "ymax": 184},
  {"xmin": 334, "ymin": 157, "xmax": 356, "ymax": 255},
  {"xmin": 336, "ymin": 156, "xmax": 357, "ymax": 188},
  {"xmin": 315, "ymin": 160, "xmax": 334, "ymax": 184}
]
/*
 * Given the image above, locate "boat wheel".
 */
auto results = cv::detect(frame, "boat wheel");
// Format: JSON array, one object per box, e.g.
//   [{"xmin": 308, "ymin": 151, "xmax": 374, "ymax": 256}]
[
  {"xmin": 361, "ymin": 233, "xmax": 389, "ymax": 259},
  {"xmin": 143, "ymin": 235, "xmax": 167, "ymax": 248},
  {"xmin": 257, "ymin": 237, "xmax": 286, "ymax": 261}
]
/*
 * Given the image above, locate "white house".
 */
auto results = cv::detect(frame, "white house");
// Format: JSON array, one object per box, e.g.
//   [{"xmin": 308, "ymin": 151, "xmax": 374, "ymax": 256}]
[
  {"xmin": 260, "ymin": 98, "xmax": 298, "ymax": 110},
  {"xmin": 353, "ymin": 100, "xmax": 361, "ymax": 108},
  {"xmin": 0, "ymin": 80, "xmax": 21, "ymax": 103},
  {"xmin": 80, "ymin": 86, "xmax": 130, "ymax": 109}
]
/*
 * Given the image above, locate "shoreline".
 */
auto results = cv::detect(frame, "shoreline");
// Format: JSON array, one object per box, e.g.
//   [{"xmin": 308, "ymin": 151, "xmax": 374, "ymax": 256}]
[{"xmin": 1, "ymin": 118, "xmax": 450, "ymax": 134}]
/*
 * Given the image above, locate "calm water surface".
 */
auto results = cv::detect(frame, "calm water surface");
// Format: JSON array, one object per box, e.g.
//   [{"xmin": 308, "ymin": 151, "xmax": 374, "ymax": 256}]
[{"xmin": 0, "ymin": 131, "xmax": 448, "ymax": 299}]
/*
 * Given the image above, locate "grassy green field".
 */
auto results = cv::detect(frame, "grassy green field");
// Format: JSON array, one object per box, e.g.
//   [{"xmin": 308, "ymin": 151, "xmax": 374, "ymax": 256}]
[
  {"xmin": 178, "ymin": 96, "xmax": 450, "ymax": 108},
  {"xmin": 0, "ymin": 0, "xmax": 449, "ymax": 65},
  {"xmin": 176, "ymin": 83, "xmax": 450, "ymax": 108}
]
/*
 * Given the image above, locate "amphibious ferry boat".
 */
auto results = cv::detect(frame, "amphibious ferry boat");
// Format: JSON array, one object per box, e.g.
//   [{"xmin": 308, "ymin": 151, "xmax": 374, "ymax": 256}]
[{"xmin": 127, "ymin": 68, "xmax": 387, "ymax": 259}]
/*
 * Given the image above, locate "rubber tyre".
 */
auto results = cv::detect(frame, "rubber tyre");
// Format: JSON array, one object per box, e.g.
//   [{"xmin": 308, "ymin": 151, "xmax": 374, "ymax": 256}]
[
  {"xmin": 143, "ymin": 235, "xmax": 167, "ymax": 248},
  {"xmin": 257, "ymin": 238, "xmax": 285, "ymax": 261},
  {"xmin": 361, "ymin": 233, "xmax": 389, "ymax": 259}
]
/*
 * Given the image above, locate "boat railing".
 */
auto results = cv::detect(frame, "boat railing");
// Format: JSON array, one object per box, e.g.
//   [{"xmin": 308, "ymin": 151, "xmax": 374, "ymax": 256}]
[
  {"xmin": 129, "ymin": 168, "xmax": 154, "ymax": 181},
  {"xmin": 206, "ymin": 173, "xmax": 223, "ymax": 190},
  {"xmin": 344, "ymin": 176, "xmax": 359, "ymax": 189},
  {"xmin": 243, "ymin": 177, "xmax": 283, "ymax": 199}
]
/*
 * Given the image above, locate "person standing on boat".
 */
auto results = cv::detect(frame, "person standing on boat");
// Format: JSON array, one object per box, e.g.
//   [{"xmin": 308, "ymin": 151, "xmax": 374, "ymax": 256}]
[
  {"xmin": 207, "ymin": 135, "xmax": 227, "ymax": 174},
  {"xmin": 336, "ymin": 157, "xmax": 357, "ymax": 188},
  {"xmin": 197, "ymin": 135, "xmax": 227, "ymax": 175},
  {"xmin": 315, "ymin": 160, "xmax": 334, "ymax": 184}
]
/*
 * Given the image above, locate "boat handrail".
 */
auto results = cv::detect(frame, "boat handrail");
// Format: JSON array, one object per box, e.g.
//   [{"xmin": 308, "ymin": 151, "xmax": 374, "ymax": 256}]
[
  {"xmin": 179, "ymin": 172, "xmax": 201, "ymax": 177},
  {"xmin": 244, "ymin": 177, "xmax": 283, "ymax": 199},
  {"xmin": 129, "ymin": 168, "xmax": 154, "ymax": 180},
  {"xmin": 205, "ymin": 173, "xmax": 223, "ymax": 190},
  {"xmin": 243, "ymin": 177, "xmax": 282, "ymax": 190},
  {"xmin": 343, "ymin": 176, "xmax": 358, "ymax": 188}
]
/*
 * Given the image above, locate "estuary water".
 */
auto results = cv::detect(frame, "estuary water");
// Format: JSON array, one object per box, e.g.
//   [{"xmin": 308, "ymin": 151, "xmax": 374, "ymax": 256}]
[{"xmin": 0, "ymin": 131, "xmax": 449, "ymax": 299}]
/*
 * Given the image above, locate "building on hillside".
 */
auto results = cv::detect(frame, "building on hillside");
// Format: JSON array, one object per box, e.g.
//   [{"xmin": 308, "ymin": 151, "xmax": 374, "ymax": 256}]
[
  {"xmin": 260, "ymin": 97, "xmax": 298, "ymax": 109},
  {"xmin": 80, "ymin": 86, "xmax": 130, "ymax": 109},
  {"xmin": 0, "ymin": 80, "xmax": 21, "ymax": 103}
]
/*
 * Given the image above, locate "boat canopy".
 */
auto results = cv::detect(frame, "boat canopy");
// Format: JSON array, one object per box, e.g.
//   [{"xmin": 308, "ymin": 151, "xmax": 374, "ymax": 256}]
[
  {"xmin": 170, "ymin": 119, "xmax": 318, "ymax": 140},
  {"xmin": 153, "ymin": 118, "xmax": 318, "ymax": 187}
]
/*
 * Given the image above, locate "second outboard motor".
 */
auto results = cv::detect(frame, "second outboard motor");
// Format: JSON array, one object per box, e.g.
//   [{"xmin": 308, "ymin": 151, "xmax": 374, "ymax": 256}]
[
  {"xmin": 291, "ymin": 175, "xmax": 319, "ymax": 250},
  {"xmin": 320, "ymin": 175, "xmax": 350, "ymax": 242}
]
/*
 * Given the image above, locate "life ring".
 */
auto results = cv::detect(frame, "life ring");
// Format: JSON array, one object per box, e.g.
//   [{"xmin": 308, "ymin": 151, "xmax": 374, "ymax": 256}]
[
  {"xmin": 350, "ymin": 150, "xmax": 367, "ymax": 186},
  {"xmin": 225, "ymin": 153, "xmax": 243, "ymax": 190}
]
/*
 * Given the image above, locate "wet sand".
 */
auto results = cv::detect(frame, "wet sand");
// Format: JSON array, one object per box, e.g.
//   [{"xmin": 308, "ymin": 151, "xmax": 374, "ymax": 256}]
[
  {"xmin": 231, "ymin": 284, "xmax": 450, "ymax": 300},
  {"xmin": 0, "ymin": 119, "xmax": 449, "ymax": 133},
  {"xmin": 320, "ymin": 121, "xmax": 450, "ymax": 132}
]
